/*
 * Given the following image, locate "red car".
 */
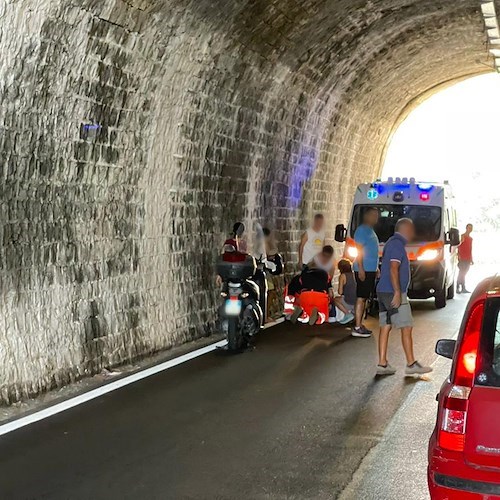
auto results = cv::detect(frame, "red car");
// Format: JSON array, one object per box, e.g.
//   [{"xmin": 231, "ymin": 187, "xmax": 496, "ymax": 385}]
[{"xmin": 428, "ymin": 275, "xmax": 500, "ymax": 499}]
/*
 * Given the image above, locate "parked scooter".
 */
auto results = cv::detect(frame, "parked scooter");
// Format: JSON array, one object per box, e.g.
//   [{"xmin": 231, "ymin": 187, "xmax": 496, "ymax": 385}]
[
  {"xmin": 217, "ymin": 250, "xmax": 262, "ymax": 351},
  {"xmin": 216, "ymin": 223, "xmax": 276, "ymax": 351}
]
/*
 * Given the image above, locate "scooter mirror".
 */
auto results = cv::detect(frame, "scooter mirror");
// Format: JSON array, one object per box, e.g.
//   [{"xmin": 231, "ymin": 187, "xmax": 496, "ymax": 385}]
[
  {"xmin": 233, "ymin": 222, "xmax": 245, "ymax": 237},
  {"xmin": 252, "ymin": 222, "xmax": 267, "ymax": 262}
]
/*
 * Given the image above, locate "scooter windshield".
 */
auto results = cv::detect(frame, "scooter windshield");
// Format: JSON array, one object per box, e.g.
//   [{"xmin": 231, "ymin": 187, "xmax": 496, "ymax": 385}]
[{"xmin": 250, "ymin": 222, "xmax": 267, "ymax": 263}]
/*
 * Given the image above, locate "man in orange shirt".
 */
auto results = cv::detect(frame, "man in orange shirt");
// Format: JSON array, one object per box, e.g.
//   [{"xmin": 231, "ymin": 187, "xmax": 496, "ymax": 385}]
[{"xmin": 457, "ymin": 223, "xmax": 474, "ymax": 294}]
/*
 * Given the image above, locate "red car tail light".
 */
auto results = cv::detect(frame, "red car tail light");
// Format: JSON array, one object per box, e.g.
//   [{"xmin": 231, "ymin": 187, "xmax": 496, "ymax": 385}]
[
  {"xmin": 439, "ymin": 429, "xmax": 465, "ymax": 452},
  {"xmin": 455, "ymin": 300, "xmax": 484, "ymax": 387},
  {"xmin": 439, "ymin": 385, "xmax": 471, "ymax": 452},
  {"xmin": 438, "ymin": 300, "xmax": 484, "ymax": 452},
  {"xmin": 442, "ymin": 409, "xmax": 467, "ymax": 434}
]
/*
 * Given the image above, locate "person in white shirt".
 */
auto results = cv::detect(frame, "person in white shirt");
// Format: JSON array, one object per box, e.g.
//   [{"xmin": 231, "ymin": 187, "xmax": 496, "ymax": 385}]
[{"xmin": 299, "ymin": 214, "xmax": 325, "ymax": 269}]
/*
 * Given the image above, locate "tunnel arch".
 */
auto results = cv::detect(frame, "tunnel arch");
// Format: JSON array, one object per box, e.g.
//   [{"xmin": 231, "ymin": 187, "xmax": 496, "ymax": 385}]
[{"xmin": 0, "ymin": 0, "xmax": 494, "ymax": 402}]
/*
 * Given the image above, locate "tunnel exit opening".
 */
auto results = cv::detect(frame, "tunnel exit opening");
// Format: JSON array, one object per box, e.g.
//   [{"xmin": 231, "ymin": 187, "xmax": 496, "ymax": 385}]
[{"xmin": 380, "ymin": 73, "xmax": 500, "ymax": 273}]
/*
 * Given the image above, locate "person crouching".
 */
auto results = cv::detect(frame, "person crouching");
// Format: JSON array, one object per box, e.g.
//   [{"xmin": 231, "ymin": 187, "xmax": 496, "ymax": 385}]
[
  {"xmin": 285, "ymin": 246, "xmax": 334, "ymax": 325},
  {"xmin": 332, "ymin": 259, "xmax": 356, "ymax": 324}
]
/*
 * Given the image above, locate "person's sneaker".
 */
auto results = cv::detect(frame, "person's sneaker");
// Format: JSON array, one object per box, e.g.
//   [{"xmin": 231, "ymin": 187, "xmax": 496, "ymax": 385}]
[
  {"xmin": 309, "ymin": 307, "xmax": 318, "ymax": 326},
  {"xmin": 361, "ymin": 324, "xmax": 373, "ymax": 334},
  {"xmin": 328, "ymin": 316, "xmax": 337, "ymax": 324},
  {"xmin": 376, "ymin": 363, "xmax": 397, "ymax": 376},
  {"xmin": 405, "ymin": 361, "xmax": 433, "ymax": 376},
  {"xmin": 297, "ymin": 312, "xmax": 309, "ymax": 324},
  {"xmin": 462, "ymin": 289, "xmax": 471, "ymax": 294},
  {"xmin": 339, "ymin": 313, "xmax": 355, "ymax": 325},
  {"xmin": 317, "ymin": 312, "xmax": 326, "ymax": 325},
  {"xmin": 290, "ymin": 306, "xmax": 303, "ymax": 324},
  {"xmin": 351, "ymin": 326, "xmax": 371, "ymax": 338}
]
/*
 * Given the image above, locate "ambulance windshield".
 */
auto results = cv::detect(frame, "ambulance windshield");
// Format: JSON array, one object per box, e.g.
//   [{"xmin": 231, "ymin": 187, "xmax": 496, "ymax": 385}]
[{"xmin": 350, "ymin": 205, "xmax": 442, "ymax": 243}]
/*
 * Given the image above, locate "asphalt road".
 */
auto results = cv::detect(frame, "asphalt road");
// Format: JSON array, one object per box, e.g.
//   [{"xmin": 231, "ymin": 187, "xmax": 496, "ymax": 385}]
[{"xmin": 0, "ymin": 296, "xmax": 468, "ymax": 500}]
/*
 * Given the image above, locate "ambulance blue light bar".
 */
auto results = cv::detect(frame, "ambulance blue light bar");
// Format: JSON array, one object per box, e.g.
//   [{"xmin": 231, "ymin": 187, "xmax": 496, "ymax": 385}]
[{"xmin": 366, "ymin": 180, "xmax": 436, "ymax": 201}]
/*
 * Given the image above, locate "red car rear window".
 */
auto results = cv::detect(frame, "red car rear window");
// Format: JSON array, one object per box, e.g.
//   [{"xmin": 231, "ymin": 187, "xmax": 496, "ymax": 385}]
[{"xmin": 476, "ymin": 297, "xmax": 500, "ymax": 387}]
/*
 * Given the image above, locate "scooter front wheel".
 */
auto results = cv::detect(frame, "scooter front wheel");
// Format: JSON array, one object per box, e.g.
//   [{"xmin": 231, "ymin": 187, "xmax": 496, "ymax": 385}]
[{"xmin": 227, "ymin": 317, "xmax": 244, "ymax": 352}]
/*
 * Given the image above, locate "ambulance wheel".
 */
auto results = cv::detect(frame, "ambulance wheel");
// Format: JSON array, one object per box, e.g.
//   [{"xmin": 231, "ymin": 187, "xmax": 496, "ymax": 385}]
[
  {"xmin": 446, "ymin": 282, "xmax": 455, "ymax": 300},
  {"xmin": 435, "ymin": 288, "xmax": 447, "ymax": 309}
]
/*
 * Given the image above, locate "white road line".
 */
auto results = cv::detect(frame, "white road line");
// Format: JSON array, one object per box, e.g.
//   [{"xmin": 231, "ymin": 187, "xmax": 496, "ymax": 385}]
[{"xmin": 0, "ymin": 317, "xmax": 285, "ymax": 437}]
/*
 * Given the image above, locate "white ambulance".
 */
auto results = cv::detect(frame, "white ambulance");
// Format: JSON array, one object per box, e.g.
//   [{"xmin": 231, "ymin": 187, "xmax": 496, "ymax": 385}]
[{"xmin": 335, "ymin": 177, "xmax": 461, "ymax": 309}]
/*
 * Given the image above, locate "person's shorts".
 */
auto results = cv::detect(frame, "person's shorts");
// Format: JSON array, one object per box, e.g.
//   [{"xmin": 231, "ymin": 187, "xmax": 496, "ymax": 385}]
[
  {"xmin": 355, "ymin": 272, "xmax": 377, "ymax": 299},
  {"xmin": 378, "ymin": 292, "xmax": 413, "ymax": 328}
]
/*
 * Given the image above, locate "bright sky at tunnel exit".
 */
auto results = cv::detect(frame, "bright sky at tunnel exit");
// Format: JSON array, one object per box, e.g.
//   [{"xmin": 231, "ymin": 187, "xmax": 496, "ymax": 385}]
[{"xmin": 382, "ymin": 73, "xmax": 500, "ymax": 267}]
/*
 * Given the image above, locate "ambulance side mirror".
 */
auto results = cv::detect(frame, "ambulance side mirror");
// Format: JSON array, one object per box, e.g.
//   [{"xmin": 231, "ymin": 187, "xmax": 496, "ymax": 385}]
[
  {"xmin": 335, "ymin": 224, "xmax": 347, "ymax": 243},
  {"xmin": 447, "ymin": 228, "xmax": 460, "ymax": 247}
]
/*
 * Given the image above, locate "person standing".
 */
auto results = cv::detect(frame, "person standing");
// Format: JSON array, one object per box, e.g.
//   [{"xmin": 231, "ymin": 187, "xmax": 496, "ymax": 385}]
[
  {"xmin": 299, "ymin": 214, "xmax": 325, "ymax": 269},
  {"xmin": 376, "ymin": 218, "xmax": 432, "ymax": 376},
  {"xmin": 457, "ymin": 223, "xmax": 474, "ymax": 294},
  {"xmin": 352, "ymin": 208, "xmax": 380, "ymax": 338}
]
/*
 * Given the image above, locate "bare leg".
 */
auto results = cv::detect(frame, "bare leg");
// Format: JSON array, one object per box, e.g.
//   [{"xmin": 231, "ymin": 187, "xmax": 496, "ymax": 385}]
[
  {"xmin": 334, "ymin": 297, "xmax": 349, "ymax": 315},
  {"xmin": 378, "ymin": 325, "xmax": 392, "ymax": 365},
  {"xmin": 401, "ymin": 326, "xmax": 416, "ymax": 365},
  {"xmin": 355, "ymin": 298, "xmax": 366, "ymax": 328},
  {"xmin": 462, "ymin": 262, "xmax": 471, "ymax": 291}
]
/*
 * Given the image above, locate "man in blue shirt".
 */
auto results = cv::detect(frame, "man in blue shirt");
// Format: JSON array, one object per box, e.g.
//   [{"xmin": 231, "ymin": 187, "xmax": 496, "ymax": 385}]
[
  {"xmin": 352, "ymin": 207, "xmax": 380, "ymax": 337},
  {"xmin": 376, "ymin": 218, "xmax": 432, "ymax": 376}
]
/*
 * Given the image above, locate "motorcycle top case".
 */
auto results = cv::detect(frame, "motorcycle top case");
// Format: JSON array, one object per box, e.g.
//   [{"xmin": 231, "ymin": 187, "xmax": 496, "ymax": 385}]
[{"xmin": 217, "ymin": 252, "xmax": 256, "ymax": 280}]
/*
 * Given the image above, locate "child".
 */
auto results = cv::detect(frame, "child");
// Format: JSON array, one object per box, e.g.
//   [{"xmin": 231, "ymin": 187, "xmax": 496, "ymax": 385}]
[{"xmin": 335, "ymin": 259, "xmax": 356, "ymax": 317}]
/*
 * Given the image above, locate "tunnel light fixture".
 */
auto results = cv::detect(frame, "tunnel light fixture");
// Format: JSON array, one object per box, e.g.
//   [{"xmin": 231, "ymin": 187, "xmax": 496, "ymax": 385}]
[{"xmin": 481, "ymin": 0, "xmax": 500, "ymax": 72}]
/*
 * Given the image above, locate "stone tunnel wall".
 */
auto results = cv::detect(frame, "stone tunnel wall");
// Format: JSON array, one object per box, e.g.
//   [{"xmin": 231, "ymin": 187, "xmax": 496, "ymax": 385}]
[{"xmin": 0, "ymin": 0, "xmax": 490, "ymax": 403}]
